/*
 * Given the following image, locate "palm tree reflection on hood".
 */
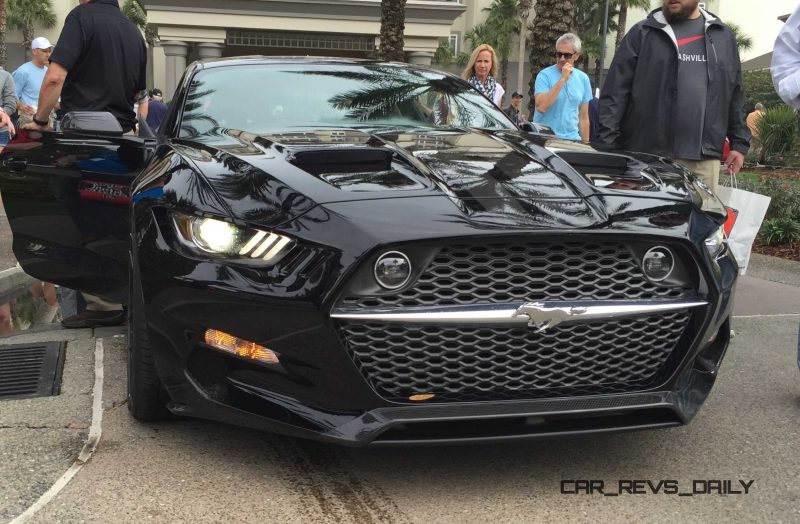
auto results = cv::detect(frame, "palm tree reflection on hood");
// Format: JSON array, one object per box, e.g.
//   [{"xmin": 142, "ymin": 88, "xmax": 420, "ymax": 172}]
[{"xmin": 297, "ymin": 65, "xmax": 502, "ymax": 129}]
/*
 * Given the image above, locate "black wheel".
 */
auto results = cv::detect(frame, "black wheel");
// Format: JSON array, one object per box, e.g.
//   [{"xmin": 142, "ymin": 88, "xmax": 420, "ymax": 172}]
[{"xmin": 127, "ymin": 263, "xmax": 170, "ymax": 421}]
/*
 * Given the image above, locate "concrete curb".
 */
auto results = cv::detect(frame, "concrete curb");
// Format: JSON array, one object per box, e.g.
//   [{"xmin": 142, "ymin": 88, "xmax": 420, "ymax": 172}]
[{"xmin": 746, "ymin": 253, "xmax": 800, "ymax": 287}]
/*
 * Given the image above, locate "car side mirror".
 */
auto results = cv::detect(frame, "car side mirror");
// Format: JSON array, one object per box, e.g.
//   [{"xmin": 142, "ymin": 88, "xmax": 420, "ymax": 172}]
[
  {"xmin": 60, "ymin": 111, "xmax": 124, "ymax": 137},
  {"xmin": 520, "ymin": 122, "xmax": 555, "ymax": 135}
]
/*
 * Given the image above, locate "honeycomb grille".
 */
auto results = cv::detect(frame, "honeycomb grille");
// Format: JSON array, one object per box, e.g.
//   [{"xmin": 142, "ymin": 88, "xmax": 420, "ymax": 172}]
[
  {"xmin": 341, "ymin": 241, "xmax": 690, "ymax": 308},
  {"xmin": 340, "ymin": 311, "xmax": 692, "ymax": 402}
]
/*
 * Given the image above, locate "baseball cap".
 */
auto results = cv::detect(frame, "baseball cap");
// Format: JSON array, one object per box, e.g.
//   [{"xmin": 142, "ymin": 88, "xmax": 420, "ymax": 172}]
[
  {"xmin": 31, "ymin": 37, "xmax": 54, "ymax": 50},
  {"xmin": 511, "ymin": 91, "xmax": 524, "ymax": 98},
  {"xmin": 149, "ymin": 88, "xmax": 162, "ymax": 97}
]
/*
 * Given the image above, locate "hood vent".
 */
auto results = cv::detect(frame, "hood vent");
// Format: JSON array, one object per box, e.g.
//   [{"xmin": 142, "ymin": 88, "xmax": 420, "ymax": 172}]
[
  {"xmin": 556, "ymin": 151, "xmax": 657, "ymax": 191},
  {"xmin": 289, "ymin": 147, "xmax": 393, "ymax": 176}
]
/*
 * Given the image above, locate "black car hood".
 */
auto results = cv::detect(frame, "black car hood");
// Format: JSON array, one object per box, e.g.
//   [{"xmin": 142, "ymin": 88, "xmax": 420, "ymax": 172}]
[{"xmin": 176, "ymin": 128, "xmax": 701, "ymax": 230}]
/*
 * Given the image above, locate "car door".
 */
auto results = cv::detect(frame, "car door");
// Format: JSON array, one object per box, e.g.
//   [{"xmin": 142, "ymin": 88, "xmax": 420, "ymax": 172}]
[{"xmin": 0, "ymin": 125, "xmax": 155, "ymax": 304}]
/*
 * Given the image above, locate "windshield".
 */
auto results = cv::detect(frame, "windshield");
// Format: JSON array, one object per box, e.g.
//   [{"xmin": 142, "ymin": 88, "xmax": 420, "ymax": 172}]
[{"xmin": 179, "ymin": 63, "xmax": 517, "ymax": 138}]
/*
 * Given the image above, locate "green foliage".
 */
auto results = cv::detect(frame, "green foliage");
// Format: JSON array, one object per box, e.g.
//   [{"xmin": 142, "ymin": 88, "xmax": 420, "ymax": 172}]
[
  {"xmin": 755, "ymin": 105, "xmax": 798, "ymax": 159},
  {"xmin": 575, "ymin": 0, "xmax": 619, "ymax": 61},
  {"xmin": 727, "ymin": 22, "xmax": 753, "ymax": 53},
  {"xmin": 761, "ymin": 178, "xmax": 800, "ymax": 221},
  {"xmin": 742, "ymin": 70, "xmax": 783, "ymax": 111},
  {"xmin": 736, "ymin": 176, "xmax": 800, "ymax": 221},
  {"xmin": 8, "ymin": 0, "xmax": 56, "ymax": 50},
  {"xmin": 433, "ymin": 39, "xmax": 453, "ymax": 66},
  {"xmin": 761, "ymin": 217, "xmax": 800, "ymax": 245},
  {"xmin": 122, "ymin": 0, "xmax": 146, "ymax": 30}
]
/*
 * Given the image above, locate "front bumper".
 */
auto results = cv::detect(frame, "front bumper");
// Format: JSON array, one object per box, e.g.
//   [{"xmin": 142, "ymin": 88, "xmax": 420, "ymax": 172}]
[
  {"xmin": 164, "ymin": 342, "xmax": 727, "ymax": 446},
  {"xmin": 136, "ymin": 209, "xmax": 738, "ymax": 446},
  {"xmin": 140, "ymin": 270, "xmax": 734, "ymax": 446}
]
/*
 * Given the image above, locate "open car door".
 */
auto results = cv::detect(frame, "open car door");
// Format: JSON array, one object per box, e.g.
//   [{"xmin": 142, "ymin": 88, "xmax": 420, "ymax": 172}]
[{"xmin": 0, "ymin": 112, "xmax": 155, "ymax": 304}]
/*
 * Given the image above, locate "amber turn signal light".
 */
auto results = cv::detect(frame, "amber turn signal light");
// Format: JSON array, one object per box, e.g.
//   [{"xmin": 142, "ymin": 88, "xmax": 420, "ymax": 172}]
[
  {"xmin": 204, "ymin": 329, "xmax": 280, "ymax": 364},
  {"xmin": 408, "ymin": 393, "xmax": 435, "ymax": 402}
]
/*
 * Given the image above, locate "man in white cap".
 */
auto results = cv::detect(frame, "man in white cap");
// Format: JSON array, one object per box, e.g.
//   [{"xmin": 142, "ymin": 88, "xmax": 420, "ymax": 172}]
[{"xmin": 12, "ymin": 36, "xmax": 54, "ymax": 126}]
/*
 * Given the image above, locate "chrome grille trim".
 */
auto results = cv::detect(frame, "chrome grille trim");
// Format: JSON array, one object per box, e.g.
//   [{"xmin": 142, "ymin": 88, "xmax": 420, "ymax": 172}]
[{"xmin": 331, "ymin": 299, "xmax": 707, "ymax": 326}]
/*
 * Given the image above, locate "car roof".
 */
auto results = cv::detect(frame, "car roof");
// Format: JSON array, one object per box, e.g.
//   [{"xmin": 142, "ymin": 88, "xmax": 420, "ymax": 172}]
[{"xmin": 193, "ymin": 56, "xmax": 424, "ymax": 71}]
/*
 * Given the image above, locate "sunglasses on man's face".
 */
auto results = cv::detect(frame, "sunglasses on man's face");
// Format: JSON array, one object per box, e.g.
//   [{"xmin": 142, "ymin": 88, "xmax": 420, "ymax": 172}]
[{"xmin": 556, "ymin": 52, "xmax": 576, "ymax": 59}]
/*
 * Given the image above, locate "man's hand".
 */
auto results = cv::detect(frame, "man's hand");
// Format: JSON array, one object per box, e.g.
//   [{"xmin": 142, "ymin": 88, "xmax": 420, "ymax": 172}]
[
  {"xmin": 18, "ymin": 102, "xmax": 35, "ymax": 116},
  {"xmin": 724, "ymin": 150, "xmax": 745, "ymax": 175},
  {"xmin": 21, "ymin": 122, "xmax": 52, "ymax": 132},
  {"xmin": 561, "ymin": 63, "xmax": 574, "ymax": 81},
  {"xmin": 0, "ymin": 111, "xmax": 16, "ymax": 136}
]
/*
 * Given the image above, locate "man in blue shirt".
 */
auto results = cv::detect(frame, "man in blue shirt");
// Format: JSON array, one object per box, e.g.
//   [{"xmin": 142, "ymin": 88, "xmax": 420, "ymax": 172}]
[
  {"xmin": 533, "ymin": 33, "xmax": 592, "ymax": 141},
  {"xmin": 145, "ymin": 88, "xmax": 167, "ymax": 131},
  {"xmin": 12, "ymin": 36, "xmax": 54, "ymax": 127}
]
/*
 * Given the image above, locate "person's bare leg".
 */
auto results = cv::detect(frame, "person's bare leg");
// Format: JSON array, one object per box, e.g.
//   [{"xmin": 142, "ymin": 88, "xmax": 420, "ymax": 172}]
[{"xmin": 0, "ymin": 302, "xmax": 13, "ymax": 335}]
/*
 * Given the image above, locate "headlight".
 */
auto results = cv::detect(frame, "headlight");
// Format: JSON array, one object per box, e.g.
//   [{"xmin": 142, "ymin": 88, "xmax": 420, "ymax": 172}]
[
  {"xmin": 173, "ymin": 213, "xmax": 294, "ymax": 263},
  {"xmin": 704, "ymin": 226, "xmax": 726, "ymax": 258}
]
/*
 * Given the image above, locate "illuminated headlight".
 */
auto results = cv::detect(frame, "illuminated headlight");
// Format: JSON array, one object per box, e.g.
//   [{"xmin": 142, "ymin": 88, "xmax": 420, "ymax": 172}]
[
  {"xmin": 641, "ymin": 246, "xmax": 674, "ymax": 282},
  {"xmin": 173, "ymin": 213, "xmax": 294, "ymax": 262},
  {"xmin": 704, "ymin": 226, "xmax": 726, "ymax": 258},
  {"xmin": 374, "ymin": 251, "xmax": 412, "ymax": 289}
]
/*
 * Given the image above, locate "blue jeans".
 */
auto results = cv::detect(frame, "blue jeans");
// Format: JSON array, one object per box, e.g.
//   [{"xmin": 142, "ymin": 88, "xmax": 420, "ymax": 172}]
[{"xmin": 0, "ymin": 130, "xmax": 9, "ymax": 147}]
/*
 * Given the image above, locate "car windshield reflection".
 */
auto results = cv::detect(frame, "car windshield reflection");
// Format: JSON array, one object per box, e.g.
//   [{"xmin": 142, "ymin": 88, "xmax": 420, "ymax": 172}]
[{"xmin": 179, "ymin": 64, "xmax": 517, "ymax": 138}]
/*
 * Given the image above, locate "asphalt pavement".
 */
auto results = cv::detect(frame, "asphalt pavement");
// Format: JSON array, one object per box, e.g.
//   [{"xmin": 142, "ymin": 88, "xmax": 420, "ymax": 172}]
[{"xmin": 1, "ymin": 202, "xmax": 799, "ymax": 522}]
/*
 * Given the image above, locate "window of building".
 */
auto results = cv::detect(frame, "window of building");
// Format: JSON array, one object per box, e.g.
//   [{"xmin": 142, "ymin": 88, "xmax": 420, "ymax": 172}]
[{"xmin": 449, "ymin": 34, "xmax": 459, "ymax": 55}]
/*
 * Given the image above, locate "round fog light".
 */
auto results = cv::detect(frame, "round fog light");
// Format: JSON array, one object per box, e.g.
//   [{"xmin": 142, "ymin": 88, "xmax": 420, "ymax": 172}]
[
  {"xmin": 642, "ymin": 247, "xmax": 674, "ymax": 282},
  {"xmin": 374, "ymin": 251, "xmax": 411, "ymax": 289}
]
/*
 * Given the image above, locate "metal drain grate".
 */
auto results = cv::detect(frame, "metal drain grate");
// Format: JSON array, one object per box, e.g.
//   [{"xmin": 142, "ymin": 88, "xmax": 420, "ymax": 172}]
[{"xmin": 0, "ymin": 342, "xmax": 66, "ymax": 400}]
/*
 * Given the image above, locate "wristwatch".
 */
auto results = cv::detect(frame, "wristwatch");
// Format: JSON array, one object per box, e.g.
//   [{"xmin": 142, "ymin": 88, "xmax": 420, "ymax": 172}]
[{"xmin": 33, "ymin": 114, "xmax": 49, "ymax": 126}]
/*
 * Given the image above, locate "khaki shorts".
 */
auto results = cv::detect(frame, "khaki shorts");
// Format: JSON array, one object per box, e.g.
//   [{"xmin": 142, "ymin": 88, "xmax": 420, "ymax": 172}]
[
  {"xmin": 675, "ymin": 158, "xmax": 721, "ymax": 193},
  {"xmin": 17, "ymin": 112, "xmax": 54, "ymax": 127}
]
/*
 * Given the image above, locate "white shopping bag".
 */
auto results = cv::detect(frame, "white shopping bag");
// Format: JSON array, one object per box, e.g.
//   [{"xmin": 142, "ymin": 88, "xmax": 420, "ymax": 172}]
[{"xmin": 715, "ymin": 175, "xmax": 771, "ymax": 275}]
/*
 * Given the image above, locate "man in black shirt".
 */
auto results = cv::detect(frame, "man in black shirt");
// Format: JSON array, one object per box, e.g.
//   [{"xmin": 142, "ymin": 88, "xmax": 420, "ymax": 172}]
[
  {"xmin": 26, "ymin": 0, "xmax": 147, "ymax": 133},
  {"xmin": 25, "ymin": 0, "xmax": 148, "ymax": 328},
  {"xmin": 598, "ymin": 0, "xmax": 749, "ymax": 193}
]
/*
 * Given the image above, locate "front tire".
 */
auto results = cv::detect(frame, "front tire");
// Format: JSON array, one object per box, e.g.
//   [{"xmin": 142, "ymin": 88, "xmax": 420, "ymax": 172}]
[{"xmin": 127, "ymin": 264, "xmax": 170, "ymax": 421}]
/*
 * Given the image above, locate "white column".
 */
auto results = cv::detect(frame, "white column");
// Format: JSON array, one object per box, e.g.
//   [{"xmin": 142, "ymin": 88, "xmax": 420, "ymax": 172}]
[
  {"xmin": 161, "ymin": 41, "xmax": 189, "ymax": 100},
  {"xmin": 196, "ymin": 42, "xmax": 224, "ymax": 60},
  {"xmin": 407, "ymin": 51, "xmax": 434, "ymax": 66}
]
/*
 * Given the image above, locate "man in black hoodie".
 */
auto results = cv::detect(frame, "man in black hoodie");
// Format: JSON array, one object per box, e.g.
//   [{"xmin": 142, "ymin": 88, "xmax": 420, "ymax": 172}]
[{"xmin": 598, "ymin": 0, "xmax": 750, "ymax": 192}]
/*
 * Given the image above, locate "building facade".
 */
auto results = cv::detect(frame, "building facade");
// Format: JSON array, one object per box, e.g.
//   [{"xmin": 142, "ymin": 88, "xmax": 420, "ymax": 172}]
[
  {"xmin": 0, "ymin": 0, "xmax": 792, "ymax": 102},
  {"xmin": 144, "ymin": 0, "xmax": 465, "ymax": 97}
]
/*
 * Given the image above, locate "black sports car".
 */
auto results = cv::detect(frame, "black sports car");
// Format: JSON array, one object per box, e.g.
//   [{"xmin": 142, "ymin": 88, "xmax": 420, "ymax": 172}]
[{"xmin": 0, "ymin": 58, "xmax": 737, "ymax": 445}]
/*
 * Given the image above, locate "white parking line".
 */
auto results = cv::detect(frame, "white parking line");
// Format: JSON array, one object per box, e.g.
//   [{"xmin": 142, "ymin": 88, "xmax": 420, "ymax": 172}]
[
  {"xmin": 10, "ymin": 338, "xmax": 105, "ymax": 524},
  {"xmin": 733, "ymin": 313, "xmax": 800, "ymax": 319}
]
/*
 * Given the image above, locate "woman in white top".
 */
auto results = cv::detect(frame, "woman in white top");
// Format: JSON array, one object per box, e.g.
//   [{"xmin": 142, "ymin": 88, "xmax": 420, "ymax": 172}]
[{"xmin": 461, "ymin": 43, "xmax": 505, "ymax": 106}]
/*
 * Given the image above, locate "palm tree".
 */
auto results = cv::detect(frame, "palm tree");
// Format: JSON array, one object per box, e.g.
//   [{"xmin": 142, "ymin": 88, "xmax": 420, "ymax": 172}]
[
  {"xmin": 8, "ymin": 0, "xmax": 56, "ymax": 58},
  {"xmin": 483, "ymin": 0, "xmax": 521, "ymax": 93},
  {"xmin": 727, "ymin": 22, "xmax": 753, "ymax": 54},
  {"xmin": 122, "ymin": 0, "xmax": 156, "ymax": 48},
  {"xmin": 527, "ymin": 0, "xmax": 576, "ymax": 114},
  {"xmin": 575, "ymin": 0, "xmax": 619, "ymax": 87},
  {"xmin": 122, "ymin": 0, "xmax": 157, "ymax": 87},
  {"xmin": 615, "ymin": 0, "xmax": 651, "ymax": 50},
  {"xmin": 377, "ymin": 0, "xmax": 406, "ymax": 61},
  {"xmin": 516, "ymin": 0, "xmax": 533, "ymax": 94},
  {"xmin": 0, "ymin": 0, "xmax": 8, "ymax": 68}
]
